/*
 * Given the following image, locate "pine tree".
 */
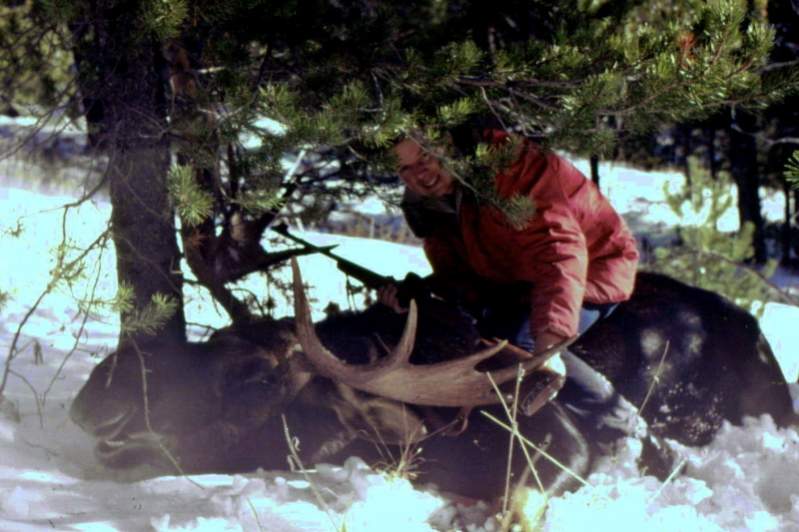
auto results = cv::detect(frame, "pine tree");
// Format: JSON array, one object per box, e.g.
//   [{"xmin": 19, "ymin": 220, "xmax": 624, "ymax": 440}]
[
  {"xmin": 603, "ymin": 2, "xmax": 799, "ymax": 266},
  {"xmin": 1, "ymin": 0, "xmax": 188, "ymax": 346},
  {"xmin": 165, "ymin": 0, "xmax": 795, "ymax": 322},
  {"xmin": 2, "ymin": 0, "xmax": 797, "ymax": 340},
  {"xmin": 648, "ymin": 158, "xmax": 783, "ymax": 313}
]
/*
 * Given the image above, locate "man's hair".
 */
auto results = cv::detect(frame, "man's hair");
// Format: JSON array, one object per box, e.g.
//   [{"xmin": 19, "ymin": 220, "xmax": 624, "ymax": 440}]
[{"xmin": 448, "ymin": 115, "xmax": 506, "ymax": 156}]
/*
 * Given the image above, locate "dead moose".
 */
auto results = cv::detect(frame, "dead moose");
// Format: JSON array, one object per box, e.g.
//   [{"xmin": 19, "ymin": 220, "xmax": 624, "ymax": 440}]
[{"xmin": 70, "ymin": 261, "xmax": 797, "ymax": 500}]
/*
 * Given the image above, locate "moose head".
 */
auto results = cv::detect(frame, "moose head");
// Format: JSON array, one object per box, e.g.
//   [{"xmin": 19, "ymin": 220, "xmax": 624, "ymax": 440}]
[{"xmin": 69, "ymin": 324, "xmax": 297, "ymax": 471}]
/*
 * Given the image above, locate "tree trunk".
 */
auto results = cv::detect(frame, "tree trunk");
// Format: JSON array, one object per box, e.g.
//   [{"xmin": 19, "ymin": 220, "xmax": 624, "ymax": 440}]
[
  {"xmin": 782, "ymin": 181, "xmax": 791, "ymax": 264},
  {"xmin": 728, "ymin": 110, "xmax": 767, "ymax": 263},
  {"xmin": 81, "ymin": 6, "xmax": 186, "ymax": 346},
  {"xmin": 590, "ymin": 154, "xmax": 600, "ymax": 186},
  {"xmin": 107, "ymin": 134, "xmax": 186, "ymax": 345},
  {"xmin": 705, "ymin": 126, "xmax": 718, "ymax": 180},
  {"xmin": 68, "ymin": 19, "xmax": 108, "ymax": 152},
  {"xmin": 794, "ymin": 188, "xmax": 799, "ymax": 263}
]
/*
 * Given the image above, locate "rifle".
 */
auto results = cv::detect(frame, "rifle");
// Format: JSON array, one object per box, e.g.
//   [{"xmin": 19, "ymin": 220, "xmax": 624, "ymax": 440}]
[{"xmin": 271, "ymin": 223, "xmax": 430, "ymax": 305}]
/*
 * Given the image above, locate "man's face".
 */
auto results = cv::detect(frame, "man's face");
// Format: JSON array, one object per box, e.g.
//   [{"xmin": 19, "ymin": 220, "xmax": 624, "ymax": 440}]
[{"xmin": 393, "ymin": 138, "xmax": 456, "ymax": 198}]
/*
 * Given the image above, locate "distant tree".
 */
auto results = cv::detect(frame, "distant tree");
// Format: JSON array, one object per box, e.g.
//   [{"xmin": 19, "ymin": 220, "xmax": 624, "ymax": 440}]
[
  {"xmin": 647, "ymin": 159, "xmax": 799, "ymax": 311},
  {"xmin": 621, "ymin": 0, "xmax": 799, "ymax": 266},
  {"xmin": 0, "ymin": 2, "xmax": 71, "ymax": 116}
]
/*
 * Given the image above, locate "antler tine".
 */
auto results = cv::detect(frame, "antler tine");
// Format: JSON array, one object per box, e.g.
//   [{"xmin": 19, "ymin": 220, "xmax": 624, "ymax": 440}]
[
  {"xmin": 290, "ymin": 257, "xmax": 566, "ymax": 410},
  {"xmin": 436, "ymin": 340, "xmax": 509, "ymax": 373},
  {"xmin": 291, "ymin": 257, "xmax": 346, "ymax": 377},
  {"xmin": 382, "ymin": 298, "xmax": 418, "ymax": 371},
  {"xmin": 486, "ymin": 337, "xmax": 577, "ymax": 385},
  {"xmin": 291, "ymin": 257, "xmax": 419, "ymax": 380}
]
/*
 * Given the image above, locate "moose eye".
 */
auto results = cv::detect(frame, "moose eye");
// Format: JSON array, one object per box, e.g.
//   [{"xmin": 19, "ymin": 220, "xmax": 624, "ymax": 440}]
[
  {"xmin": 222, "ymin": 357, "xmax": 281, "ymax": 390},
  {"xmin": 259, "ymin": 374, "xmax": 277, "ymax": 386}
]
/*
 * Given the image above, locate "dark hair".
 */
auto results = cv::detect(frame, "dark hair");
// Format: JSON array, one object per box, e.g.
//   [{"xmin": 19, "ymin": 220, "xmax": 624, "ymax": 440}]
[{"xmin": 448, "ymin": 115, "xmax": 506, "ymax": 156}]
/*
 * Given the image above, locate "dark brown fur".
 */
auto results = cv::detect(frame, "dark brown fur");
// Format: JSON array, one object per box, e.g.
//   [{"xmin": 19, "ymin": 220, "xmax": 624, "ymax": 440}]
[{"xmin": 69, "ymin": 273, "xmax": 795, "ymax": 498}]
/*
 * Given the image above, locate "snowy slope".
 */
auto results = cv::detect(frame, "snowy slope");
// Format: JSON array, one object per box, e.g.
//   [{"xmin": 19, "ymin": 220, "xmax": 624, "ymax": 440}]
[{"xmin": 2, "ymin": 159, "xmax": 799, "ymax": 531}]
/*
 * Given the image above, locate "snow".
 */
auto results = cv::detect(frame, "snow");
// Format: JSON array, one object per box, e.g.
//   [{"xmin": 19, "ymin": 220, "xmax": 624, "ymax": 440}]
[{"xmin": 2, "ymin": 157, "xmax": 799, "ymax": 531}]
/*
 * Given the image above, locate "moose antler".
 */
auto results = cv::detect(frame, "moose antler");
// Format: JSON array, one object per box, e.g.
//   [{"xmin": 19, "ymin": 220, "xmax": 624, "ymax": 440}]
[{"xmin": 291, "ymin": 258, "xmax": 571, "ymax": 408}]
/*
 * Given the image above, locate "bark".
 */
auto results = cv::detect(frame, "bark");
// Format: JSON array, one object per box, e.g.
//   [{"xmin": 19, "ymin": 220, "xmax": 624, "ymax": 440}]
[
  {"xmin": 589, "ymin": 154, "xmax": 599, "ymax": 186},
  {"xmin": 68, "ymin": 19, "xmax": 108, "ymax": 151},
  {"xmin": 705, "ymin": 127, "xmax": 718, "ymax": 180},
  {"xmin": 794, "ymin": 188, "xmax": 799, "ymax": 262},
  {"xmin": 107, "ymin": 132, "xmax": 186, "ymax": 345},
  {"xmin": 728, "ymin": 111, "xmax": 767, "ymax": 264},
  {"xmin": 79, "ymin": 4, "xmax": 186, "ymax": 345}
]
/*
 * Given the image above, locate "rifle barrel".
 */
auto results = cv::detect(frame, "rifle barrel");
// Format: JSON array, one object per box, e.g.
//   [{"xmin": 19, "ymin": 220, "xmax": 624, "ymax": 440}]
[{"xmin": 272, "ymin": 223, "xmax": 391, "ymax": 289}]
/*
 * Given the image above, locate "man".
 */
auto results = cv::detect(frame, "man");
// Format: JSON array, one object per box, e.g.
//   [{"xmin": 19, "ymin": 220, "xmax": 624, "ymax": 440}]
[{"xmin": 379, "ymin": 129, "xmax": 676, "ymax": 479}]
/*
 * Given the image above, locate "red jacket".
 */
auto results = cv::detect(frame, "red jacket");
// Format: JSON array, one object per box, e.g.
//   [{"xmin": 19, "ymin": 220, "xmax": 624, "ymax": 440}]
[{"xmin": 421, "ymin": 139, "xmax": 639, "ymax": 340}]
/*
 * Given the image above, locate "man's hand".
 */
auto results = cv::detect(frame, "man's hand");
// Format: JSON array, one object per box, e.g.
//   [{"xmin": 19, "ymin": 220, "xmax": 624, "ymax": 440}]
[
  {"xmin": 377, "ymin": 284, "xmax": 408, "ymax": 314},
  {"xmin": 535, "ymin": 331, "xmax": 568, "ymax": 376}
]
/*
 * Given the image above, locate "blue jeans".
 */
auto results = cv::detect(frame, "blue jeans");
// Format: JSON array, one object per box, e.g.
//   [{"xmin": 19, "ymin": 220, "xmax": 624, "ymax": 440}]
[
  {"xmin": 477, "ymin": 302, "xmax": 646, "ymax": 442},
  {"xmin": 476, "ymin": 302, "xmax": 617, "ymax": 352}
]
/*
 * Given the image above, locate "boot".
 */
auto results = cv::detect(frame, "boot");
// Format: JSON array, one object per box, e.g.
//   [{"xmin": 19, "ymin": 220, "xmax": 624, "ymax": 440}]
[{"xmin": 557, "ymin": 351, "xmax": 684, "ymax": 481}]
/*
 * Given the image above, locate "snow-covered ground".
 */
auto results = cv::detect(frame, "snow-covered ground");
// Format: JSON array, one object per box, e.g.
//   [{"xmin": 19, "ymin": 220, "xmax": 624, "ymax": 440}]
[{"xmin": 1, "ymin": 157, "xmax": 799, "ymax": 531}]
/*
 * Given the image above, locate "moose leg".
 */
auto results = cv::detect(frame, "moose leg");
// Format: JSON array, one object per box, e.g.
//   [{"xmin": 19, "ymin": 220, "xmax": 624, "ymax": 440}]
[
  {"xmin": 404, "ymin": 402, "xmax": 591, "ymax": 500},
  {"xmin": 534, "ymin": 402, "xmax": 592, "ymax": 496}
]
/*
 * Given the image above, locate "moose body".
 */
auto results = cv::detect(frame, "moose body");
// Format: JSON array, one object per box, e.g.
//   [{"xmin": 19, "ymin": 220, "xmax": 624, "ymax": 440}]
[
  {"xmin": 574, "ymin": 272, "xmax": 796, "ymax": 445},
  {"xmin": 70, "ymin": 271, "xmax": 796, "ymax": 499},
  {"xmin": 70, "ymin": 298, "xmax": 588, "ymax": 498}
]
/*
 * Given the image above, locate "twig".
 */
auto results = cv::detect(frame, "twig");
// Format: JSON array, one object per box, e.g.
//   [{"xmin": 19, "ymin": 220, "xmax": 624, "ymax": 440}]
[
  {"xmin": 0, "ymin": 80, "xmax": 81, "ymax": 161},
  {"xmin": 647, "ymin": 457, "xmax": 688, "ymax": 505},
  {"xmin": 42, "ymin": 233, "xmax": 109, "ymax": 408},
  {"xmin": 391, "ymin": 406, "xmax": 426, "ymax": 479},
  {"xmin": 284, "ymin": 148, "xmax": 308, "ymax": 184},
  {"xmin": 497, "ymin": 366, "xmax": 536, "ymax": 532},
  {"xmin": 1, "ymin": 227, "xmax": 111, "ymax": 398},
  {"xmin": 481, "ymin": 410, "xmax": 592, "ymax": 488},
  {"xmin": 503, "ymin": 366, "xmax": 521, "ymax": 514},
  {"xmin": 19, "ymin": 436, "xmax": 59, "ymax": 458},
  {"xmin": 7, "ymin": 369, "xmax": 43, "ymax": 426},
  {"xmin": 730, "ymin": 122, "xmax": 799, "ymax": 148},
  {"xmin": 638, "ymin": 341, "xmax": 670, "ymax": 417},
  {"xmin": 281, "ymin": 415, "xmax": 343, "ymax": 531},
  {"xmin": 130, "ymin": 339, "xmax": 203, "ymax": 489},
  {"xmin": 487, "ymin": 371, "xmax": 545, "ymax": 496},
  {"xmin": 1, "ymin": 287, "xmax": 52, "ymax": 398},
  {"xmin": 245, "ymin": 497, "xmax": 266, "ymax": 532}
]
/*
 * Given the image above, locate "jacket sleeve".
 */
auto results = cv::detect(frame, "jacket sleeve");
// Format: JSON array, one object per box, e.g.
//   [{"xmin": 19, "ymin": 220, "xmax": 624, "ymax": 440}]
[
  {"xmin": 422, "ymin": 235, "xmax": 483, "ymax": 306},
  {"xmin": 423, "ymin": 234, "xmax": 460, "ymax": 275},
  {"xmin": 514, "ymin": 200, "xmax": 588, "ymax": 340}
]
